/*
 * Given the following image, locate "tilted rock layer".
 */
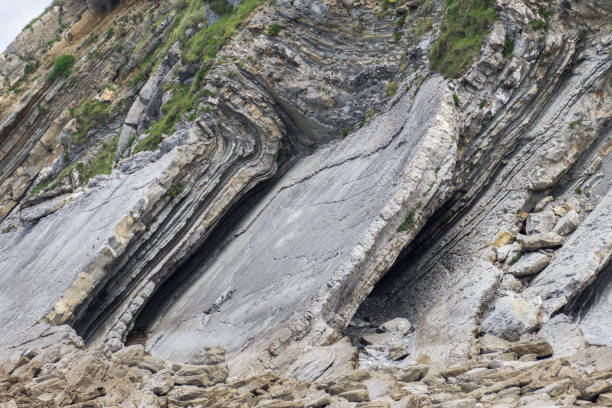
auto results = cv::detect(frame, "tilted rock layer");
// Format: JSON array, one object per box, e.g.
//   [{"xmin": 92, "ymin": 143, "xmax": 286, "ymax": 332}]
[{"xmin": 0, "ymin": 0, "xmax": 611, "ymax": 406}]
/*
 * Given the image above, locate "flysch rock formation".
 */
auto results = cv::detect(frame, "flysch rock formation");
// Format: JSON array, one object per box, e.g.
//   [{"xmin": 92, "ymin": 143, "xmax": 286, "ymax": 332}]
[
  {"xmin": 142, "ymin": 74, "xmax": 456, "ymax": 366},
  {"xmin": 0, "ymin": 0, "xmax": 611, "ymax": 406}
]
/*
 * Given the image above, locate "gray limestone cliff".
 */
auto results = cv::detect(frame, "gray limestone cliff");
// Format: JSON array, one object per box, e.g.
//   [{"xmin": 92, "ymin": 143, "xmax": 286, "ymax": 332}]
[{"xmin": 0, "ymin": 0, "xmax": 611, "ymax": 406}]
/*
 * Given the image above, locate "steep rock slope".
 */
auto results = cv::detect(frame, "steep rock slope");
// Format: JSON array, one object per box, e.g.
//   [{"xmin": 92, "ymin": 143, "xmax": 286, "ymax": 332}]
[{"xmin": 0, "ymin": 1, "xmax": 610, "ymax": 404}]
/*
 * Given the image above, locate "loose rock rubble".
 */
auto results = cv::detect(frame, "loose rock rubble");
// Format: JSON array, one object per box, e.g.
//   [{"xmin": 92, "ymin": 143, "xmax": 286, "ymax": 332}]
[{"xmin": 1, "ymin": 333, "xmax": 610, "ymax": 408}]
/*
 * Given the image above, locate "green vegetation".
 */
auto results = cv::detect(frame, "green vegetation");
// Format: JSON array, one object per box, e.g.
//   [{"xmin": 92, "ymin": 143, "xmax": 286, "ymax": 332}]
[
  {"xmin": 429, "ymin": 0, "xmax": 497, "ymax": 78},
  {"xmin": 574, "ymin": 186, "xmax": 583, "ymax": 195},
  {"xmin": 397, "ymin": 12, "xmax": 407, "ymax": 27},
  {"xmin": 398, "ymin": 210, "xmax": 415, "ymax": 232},
  {"xmin": 75, "ymin": 138, "xmax": 117, "ymax": 186},
  {"xmin": 131, "ymin": 0, "xmax": 265, "ymax": 152},
  {"xmin": 2, "ymin": 224, "xmax": 16, "ymax": 234},
  {"xmin": 24, "ymin": 0, "xmax": 63, "ymax": 32},
  {"xmin": 267, "ymin": 23, "xmax": 283, "ymax": 36},
  {"xmin": 48, "ymin": 54, "xmax": 76, "ymax": 83},
  {"xmin": 452, "ymin": 92, "xmax": 460, "ymax": 106},
  {"xmin": 70, "ymin": 99, "xmax": 111, "ymax": 143},
  {"xmin": 104, "ymin": 27, "xmax": 114, "ymax": 42},
  {"xmin": 503, "ymin": 36, "xmax": 514, "ymax": 57},
  {"xmin": 84, "ymin": 34, "xmax": 99, "ymax": 47},
  {"xmin": 42, "ymin": 35, "xmax": 62, "ymax": 53},
  {"xmin": 414, "ymin": 17, "xmax": 433, "ymax": 39},
  {"xmin": 508, "ymin": 252, "xmax": 523, "ymax": 266},
  {"xmin": 479, "ymin": 99, "xmax": 486, "ymax": 108},
  {"xmin": 166, "ymin": 183, "xmax": 185, "ymax": 198},
  {"xmin": 569, "ymin": 120, "xmax": 582, "ymax": 129},
  {"xmin": 393, "ymin": 31, "xmax": 402, "ymax": 43},
  {"xmin": 531, "ymin": 19, "xmax": 549, "ymax": 31},
  {"xmin": 24, "ymin": 62, "xmax": 38, "ymax": 76},
  {"xmin": 341, "ymin": 126, "xmax": 351, "ymax": 138},
  {"xmin": 386, "ymin": 81, "xmax": 399, "ymax": 97},
  {"xmin": 210, "ymin": 0, "xmax": 234, "ymax": 15},
  {"xmin": 30, "ymin": 138, "xmax": 116, "ymax": 196}
]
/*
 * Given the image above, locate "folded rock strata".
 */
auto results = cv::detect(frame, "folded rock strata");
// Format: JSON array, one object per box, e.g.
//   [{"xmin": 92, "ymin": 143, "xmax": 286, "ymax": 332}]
[{"xmin": 0, "ymin": 0, "xmax": 609, "ymax": 401}]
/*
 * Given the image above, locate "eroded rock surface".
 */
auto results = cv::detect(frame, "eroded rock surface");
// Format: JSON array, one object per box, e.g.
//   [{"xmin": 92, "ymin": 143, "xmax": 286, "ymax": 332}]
[{"xmin": 0, "ymin": 0, "xmax": 610, "ymax": 405}]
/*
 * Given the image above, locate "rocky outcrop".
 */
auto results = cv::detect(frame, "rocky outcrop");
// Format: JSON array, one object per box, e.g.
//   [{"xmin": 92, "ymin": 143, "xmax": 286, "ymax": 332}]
[
  {"xmin": 1, "ymin": 327, "xmax": 611, "ymax": 407},
  {"xmin": 0, "ymin": 0, "xmax": 610, "ymax": 405}
]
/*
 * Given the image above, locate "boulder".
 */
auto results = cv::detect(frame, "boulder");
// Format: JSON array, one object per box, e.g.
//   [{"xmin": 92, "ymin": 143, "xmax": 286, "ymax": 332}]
[
  {"xmin": 525, "ymin": 210, "xmax": 556, "ymax": 234},
  {"xmin": 507, "ymin": 252, "xmax": 550, "ymax": 277},
  {"xmin": 288, "ymin": 337, "xmax": 357, "ymax": 382},
  {"xmin": 516, "ymin": 233, "xmax": 565, "ymax": 251},
  {"xmin": 379, "ymin": 318, "xmax": 412, "ymax": 335},
  {"xmin": 173, "ymin": 363, "xmax": 229, "ymax": 387},
  {"xmin": 499, "ymin": 274, "xmax": 523, "ymax": 292},
  {"xmin": 397, "ymin": 365, "xmax": 429, "ymax": 382},
  {"xmin": 533, "ymin": 196, "xmax": 554, "ymax": 212},
  {"xmin": 553, "ymin": 209, "xmax": 579, "ymax": 236},
  {"xmin": 537, "ymin": 378, "xmax": 572, "ymax": 397},
  {"xmin": 508, "ymin": 339, "xmax": 553, "ymax": 358},
  {"xmin": 580, "ymin": 379, "xmax": 612, "ymax": 401},
  {"xmin": 112, "ymin": 345, "xmax": 145, "ymax": 366},
  {"xmin": 481, "ymin": 295, "xmax": 542, "ymax": 341},
  {"xmin": 142, "ymin": 370, "xmax": 174, "ymax": 396},
  {"xmin": 434, "ymin": 399, "xmax": 476, "ymax": 408}
]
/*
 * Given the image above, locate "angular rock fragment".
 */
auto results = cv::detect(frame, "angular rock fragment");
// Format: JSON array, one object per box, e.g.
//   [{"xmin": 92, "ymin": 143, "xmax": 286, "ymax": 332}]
[
  {"xmin": 143, "ymin": 370, "xmax": 174, "ymax": 396},
  {"xmin": 397, "ymin": 365, "xmax": 429, "ymax": 382},
  {"xmin": 173, "ymin": 363, "xmax": 229, "ymax": 387},
  {"xmin": 434, "ymin": 398, "xmax": 476, "ymax": 408},
  {"xmin": 478, "ymin": 334, "xmax": 511, "ymax": 354},
  {"xmin": 481, "ymin": 295, "xmax": 542, "ymax": 341},
  {"xmin": 508, "ymin": 339, "xmax": 553, "ymax": 358},
  {"xmin": 525, "ymin": 210, "xmax": 556, "ymax": 234},
  {"xmin": 534, "ymin": 196, "xmax": 554, "ymax": 212},
  {"xmin": 112, "ymin": 345, "xmax": 145, "ymax": 367},
  {"xmin": 553, "ymin": 209, "xmax": 580, "ymax": 236},
  {"xmin": 581, "ymin": 379, "xmax": 612, "ymax": 401},
  {"xmin": 507, "ymin": 252, "xmax": 550, "ymax": 277},
  {"xmin": 516, "ymin": 232, "xmax": 565, "ymax": 251},
  {"xmin": 379, "ymin": 318, "xmax": 412, "ymax": 335},
  {"xmin": 499, "ymin": 274, "xmax": 523, "ymax": 292},
  {"xmin": 537, "ymin": 378, "xmax": 572, "ymax": 397}
]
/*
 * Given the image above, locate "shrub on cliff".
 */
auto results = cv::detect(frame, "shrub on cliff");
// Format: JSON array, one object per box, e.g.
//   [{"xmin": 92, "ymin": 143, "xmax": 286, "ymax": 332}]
[
  {"xmin": 429, "ymin": 0, "xmax": 497, "ymax": 78},
  {"xmin": 48, "ymin": 54, "xmax": 76, "ymax": 82}
]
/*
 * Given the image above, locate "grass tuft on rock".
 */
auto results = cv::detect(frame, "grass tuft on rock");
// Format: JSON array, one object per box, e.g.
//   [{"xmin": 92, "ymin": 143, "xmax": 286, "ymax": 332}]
[
  {"xmin": 133, "ymin": 0, "xmax": 264, "ymax": 153},
  {"xmin": 76, "ymin": 138, "xmax": 117, "ymax": 186},
  {"xmin": 48, "ymin": 54, "xmax": 76, "ymax": 82},
  {"xmin": 70, "ymin": 100, "xmax": 111, "ymax": 144},
  {"xmin": 398, "ymin": 210, "xmax": 415, "ymax": 232},
  {"xmin": 429, "ymin": 0, "xmax": 497, "ymax": 78}
]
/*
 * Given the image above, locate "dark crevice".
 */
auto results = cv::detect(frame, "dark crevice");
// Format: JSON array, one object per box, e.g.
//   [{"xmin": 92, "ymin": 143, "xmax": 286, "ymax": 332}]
[
  {"xmin": 75, "ymin": 69, "xmax": 332, "ymax": 343},
  {"xmin": 127, "ymin": 171, "xmax": 285, "ymax": 342},
  {"xmin": 352, "ymin": 42, "xmax": 590, "ymax": 326},
  {"xmin": 562, "ymin": 262, "xmax": 611, "ymax": 322}
]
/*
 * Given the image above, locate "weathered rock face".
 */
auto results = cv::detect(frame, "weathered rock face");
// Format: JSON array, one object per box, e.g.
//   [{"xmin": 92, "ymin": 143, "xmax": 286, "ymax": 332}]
[
  {"xmin": 354, "ymin": 0, "xmax": 612, "ymax": 364},
  {"xmin": 141, "ymin": 74, "xmax": 456, "ymax": 364},
  {"xmin": 0, "ymin": 0, "xmax": 611, "ymax": 406}
]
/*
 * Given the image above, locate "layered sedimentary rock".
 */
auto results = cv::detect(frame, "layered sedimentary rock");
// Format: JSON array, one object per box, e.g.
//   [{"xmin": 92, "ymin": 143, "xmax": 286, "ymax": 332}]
[{"xmin": 0, "ymin": 0, "xmax": 611, "ymax": 406}]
